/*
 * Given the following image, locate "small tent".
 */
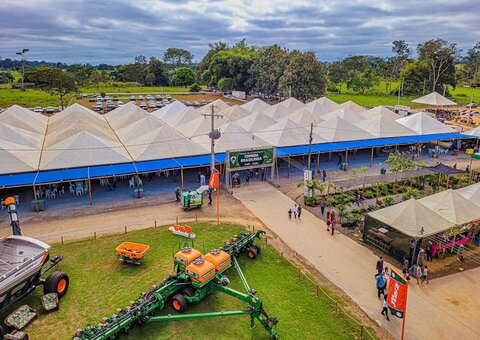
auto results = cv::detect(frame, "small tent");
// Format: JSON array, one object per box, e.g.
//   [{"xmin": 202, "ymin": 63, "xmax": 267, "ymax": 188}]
[
  {"xmin": 396, "ymin": 112, "xmax": 455, "ymax": 134},
  {"xmin": 412, "ymin": 92, "xmax": 457, "ymax": 106},
  {"xmin": 254, "ymin": 119, "xmax": 324, "ymax": 147},
  {"xmin": 455, "ymin": 182, "xmax": 480, "ymax": 207},
  {"xmin": 277, "ymin": 97, "xmax": 305, "ymax": 111},
  {"xmin": 162, "ymin": 107, "xmax": 202, "ymax": 127},
  {"xmin": 463, "ymin": 126, "xmax": 480, "ymax": 138},
  {"xmin": 263, "ymin": 104, "xmax": 291, "ymax": 120},
  {"xmin": 305, "ymin": 97, "xmax": 340, "ymax": 115},
  {"xmin": 288, "ymin": 108, "xmax": 324, "ymax": 126}
]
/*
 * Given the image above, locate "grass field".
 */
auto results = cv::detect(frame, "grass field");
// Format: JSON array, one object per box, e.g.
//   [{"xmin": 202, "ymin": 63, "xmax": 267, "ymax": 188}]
[
  {"xmin": 15, "ymin": 223, "xmax": 372, "ymax": 340},
  {"xmin": 80, "ymin": 85, "xmax": 193, "ymax": 94}
]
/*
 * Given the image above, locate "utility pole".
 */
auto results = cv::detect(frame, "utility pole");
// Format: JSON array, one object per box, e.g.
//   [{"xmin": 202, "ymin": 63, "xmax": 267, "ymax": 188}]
[
  {"xmin": 16, "ymin": 48, "xmax": 29, "ymax": 91},
  {"xmin": 307, "ymin": 123, "xmax": 313, "ymax": 170}
]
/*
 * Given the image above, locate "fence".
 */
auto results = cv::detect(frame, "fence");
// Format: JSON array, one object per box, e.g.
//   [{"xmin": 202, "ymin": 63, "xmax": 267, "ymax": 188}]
[{"xmin": 55, "ymin": 220, "xmax": 377, "ymax": 339}]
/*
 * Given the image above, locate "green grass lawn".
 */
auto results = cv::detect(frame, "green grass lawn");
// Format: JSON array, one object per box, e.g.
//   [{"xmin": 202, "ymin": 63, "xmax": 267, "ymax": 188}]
[
  {"xmin": 79, "ymin": 85, "xmax": 193, "ymax": 94},
  {"xmin": 14, "ymin": 223, "xmax": 371, "ymax": 340},
  {"xmin": 0, "ymin": 86, "xmax": 61, "ymax": 107}
]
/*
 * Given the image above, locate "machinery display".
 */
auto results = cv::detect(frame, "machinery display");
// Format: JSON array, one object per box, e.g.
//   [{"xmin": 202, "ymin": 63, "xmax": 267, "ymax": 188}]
[
  {"xmin": 115, "ymin": 242, "xmax": 150, "ymax": 265},
  {"xmin": 74, "ymin": 231, "xmax": 278, "ymax": 339},
  {"xmin": 0, "ymin": 197, "xmax": 69, "ymax": 337}
]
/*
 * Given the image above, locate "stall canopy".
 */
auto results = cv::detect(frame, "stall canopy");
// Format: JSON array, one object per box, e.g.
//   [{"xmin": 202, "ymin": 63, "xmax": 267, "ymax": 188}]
[
  {"xmin": 221, "ymin": 105, "xmax": 251, "ymax": 122},
  {"xmin": 0, "ymin": 104, "xmax": 48, "ymax": 134},
  {"xmin": 412, "ymin": 91, "xmax": 457, "ymax": 106},
  {"xmin": 320, "ymin": 108, "xmax": 363, "ymax": 123},
  {"xmin": 278, "ymin": 97, "xmax": 305, "ymax": 111},
  {"xmin": 254, "ymin": 119, "xmax": 324, "ymax": 147},
  {"xmin": 288, "ymin": 107, "xmax": 324, "ymax": 126},
  {"xmin": 339, "ymin": 100, "xmax": 365, "ymax": 114},
  {"xmin": 263, "ymin": 104, "xmax": 291, "ymax": 120},
  {"xmin": 396, "ymin": 112, "xmax": 456, "ymax": 134},
  {"xmin": 456, "ymin": 182, "xmax": 480, "ymax": 206},
  {"xmin": 240, "ymin": 98, "xmax": 270, "ymax": 113},
  {"xmin": 174, "ymin": 115, "xmax": 213, "ymax": 138},
  {"xmin": 197, "ymin": 99, "xmax": 230, "ymax": 114},
  {"xmin": 368, "ymin": 199, "xmax": 454, "ymax": 238},
  {"xmin": 152, "ymin": 100, "xmax": 187, "ymax": 119},
  {"xmin": 234, "ymin": 111, "xmax": 278, "ymax": 132},
  {"xmin": 313, "ymin": 117, "xmax": 373, "ymax": 142},
  {"xmin": 162, "ymin": 107, "xmax": 202, "ymax": 127},
  {"xmin": 360, "ymin": 106, "xmax": 401, "ymax": 120},
  {"xmin": 105, "ymin": 102, "xmax": 150, "ymax": 130},
  {"xmin": 356, "ymin": 115, "xmax": 417, "ymax": 138},
  {"xmin": 305, "ymin": 97, "xmax": 340, "ymax": 114}
]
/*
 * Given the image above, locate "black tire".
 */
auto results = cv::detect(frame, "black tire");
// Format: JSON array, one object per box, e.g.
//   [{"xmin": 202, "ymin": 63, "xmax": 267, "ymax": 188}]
[
  {"xmin": 171, "ymin": 294, "xmax": 188, "ymax": 312},
  {"xmin": 44, "ymin": 271, "xmax": 69, "ymax": 298},
  {"xmin": 247, "ymin": 247, "xmax": 258, "ymax": 260},
  {"xmin": 253, "ymin": 244, "xmax": 262, "ymax": 254},
  {"xmin": 182, "ymin": 286, "xmax": 195, "ymax": 297}
]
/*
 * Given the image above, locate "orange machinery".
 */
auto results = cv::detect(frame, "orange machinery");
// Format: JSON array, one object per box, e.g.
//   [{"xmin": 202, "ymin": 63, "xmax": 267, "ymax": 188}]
[{"xmin": 115, "ymin": 242, "xmax": 150, "ymax": 265}]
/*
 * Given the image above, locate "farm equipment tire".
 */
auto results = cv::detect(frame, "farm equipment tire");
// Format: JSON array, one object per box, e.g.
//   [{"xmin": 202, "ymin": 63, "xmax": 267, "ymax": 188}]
[
  {"xmin": 253, "ymin": 244, "xmax": 262, "ymax": 254},
  {"xmin": 44, "ymin": 271, "xmax": 69, "ymax": 298},
  {"xmin": 247, "ymin": 247, "xmax": 258, "ymax": 260},
  {"xmin": 182, "ymin": 286, "xmax": 195, "ymax": 297},
  {"xmin": 171, "ymin": 294, "xmax": 188, "ymax": 312}
]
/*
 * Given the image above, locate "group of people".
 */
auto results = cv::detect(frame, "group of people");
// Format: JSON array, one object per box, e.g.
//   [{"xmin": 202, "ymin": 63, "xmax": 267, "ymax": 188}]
[
  {"xmin": 313, "ymin": 169, "xmax": 328, "ymax": 182},
  {"xmin": 375, "ymin": 256, "xmax": 391, "ymax": 321},
  {"xmin": 402, "ymin": 256, "xmax": 429, "ymax": 285},
  {"xmin": 287, "ymin": 204, "xmax": 302, "ymax": 220}
]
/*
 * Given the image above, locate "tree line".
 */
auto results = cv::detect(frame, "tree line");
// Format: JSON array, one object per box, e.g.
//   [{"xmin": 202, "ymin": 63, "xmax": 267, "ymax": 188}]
[{"xmin": 1, "ymin": 39, "xmax": 479, "ymax": 100}]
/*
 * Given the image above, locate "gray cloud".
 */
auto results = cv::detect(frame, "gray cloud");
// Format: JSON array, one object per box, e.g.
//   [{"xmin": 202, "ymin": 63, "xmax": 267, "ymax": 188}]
[{"xmin": 0, "ymin": 0, "xmax": 478, "ymax": 64}]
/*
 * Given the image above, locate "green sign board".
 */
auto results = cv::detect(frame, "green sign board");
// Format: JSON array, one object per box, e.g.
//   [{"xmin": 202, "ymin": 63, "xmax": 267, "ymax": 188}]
[{"xmin": 229, "ymin": 148, "xmax": 274, "ymax": 169}]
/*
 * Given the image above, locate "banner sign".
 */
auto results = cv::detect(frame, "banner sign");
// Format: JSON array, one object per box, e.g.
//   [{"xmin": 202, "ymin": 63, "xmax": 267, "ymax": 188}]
[
  {"xmin": 387, "ymin": 269, "xmax": 408, "ymax": 318},
  {"xmin": 228, "ymin": 148, "xmax": 274, "ymax": 169},
  {"xmin": 209, "ymin": 172, "xmax": 219, "ymax": 189}
]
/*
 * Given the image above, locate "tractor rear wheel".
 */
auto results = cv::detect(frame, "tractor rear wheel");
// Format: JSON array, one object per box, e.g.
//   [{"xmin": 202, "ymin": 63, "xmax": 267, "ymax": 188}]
[
  {"xmin": 247, "ymin": 247, "xmax": 258, "ymax": 260},
  {"xmin": 182, "ymin": 286, "xmax": 195, "ymax": 297},
  {"xmin": 253, "ymin": 244, "xmax": 262, "ymax": 254},
  {"xmin": 171, "ymin": 294, "xmax": 188, "ymax": 312},
  {"xmin": 44, "ymin": 271, "xmax": 69, "ymax": 298}
]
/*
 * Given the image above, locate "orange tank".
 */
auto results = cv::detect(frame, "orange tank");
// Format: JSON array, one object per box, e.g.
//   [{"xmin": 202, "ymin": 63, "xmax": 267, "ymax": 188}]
[
  {"xmin": 203, "ymin": 249, "xmax": 231, "ymax": 273},
  {"xmin": 174, "ymin": 247, "xmax": 202, "ymax": 267},
  {"xmin": 186, "ymin": 258, "xmax": 216, "ymax": 285}
]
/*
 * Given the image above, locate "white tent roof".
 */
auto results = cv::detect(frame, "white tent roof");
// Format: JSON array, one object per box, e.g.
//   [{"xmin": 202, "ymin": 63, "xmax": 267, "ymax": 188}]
[
  {"xmin": 278, "ymin": 97, "xmax": 304, "ymax": 111},
  {"xmin": 40, "ymin": 131, "xmax": 132, "ymax": 170},
  {"xmin": 174, "ymin": 116, "xmax": 214, "ymax": 138},
  {"xmin": 288, "ymin": 108, "xmax": 324, "ymax": 126},
  {"xmin": 339, "ymin": 101, "xmax": 365, "ymax": 114},
  {"xmin": 356, "ymin": 115, "xmax": 417, "ymax": 138},
  {"xmin": 396, "ymin": 112, "xmax": 455, "ymax": 134},
  {"xmin": 162, "ymin": 107, "xmax": 202, "ymax": 127},
  {"xmin": 360, "ymin": 106, "xmax": 401, "ymax": 120},
  {"xmin": 234, "ymin": 111, "xmax": 277, "ymax": 132},
  {"xmin": 0, "ymin": 139, "xmax": 40, "ymax": 174},
  {"xmin": 254, "ymin": 119, "xmax": 324, "ymax": 147},
  {"xmin": 0, "ymin": 105, "xmax": 48, "ymax": 134},
  {"xmin": 105, "ymin": 102, "xmax": 150, "ymax": 130},
  {"xmin": 49, "ymin": 103, "xmax": 103, "ymax": 125},
  {"xmin": 263, "ymin": 104, "xmax": 291, "ymax": 120},
  {"xmin": 455, "ymin": 182, "xmax": 480, "ymax": 207},
  {"xmin": 305, "ymin": 97, "xmax": 340, "ymax": 114},
  {"xmin": 320, "ymin": 108, "xmax": 363, "ymax": 123},
  {"xmin": 152, "ymin": 100, "xmax": 187, "ymax": 119},
  {"xmin": 412, "ymin": 92, "xmax": 457, "ymax": 106},
  {"xmin": 463, "ymin": 126, "xmax": 480, "ymax": 138},
  {"xmin": 116, "ymin": 116, "xmax": 165, "ymax": 142},
  {"xmin": 221, "ymin": 105, "xmax": 251, "ymax": 122},
  {"xmin": 197, "ymin": 99, "xmax": 230, "ymax": 114},
  {"xmin": 314, "ymin": 117, "xmax": 373, "ymax": 142},
  {"xmin": 241, "ymin": 98, "xmax": 271, "ymax": 113},
  {"xmin": 0, "ymin": 122, "xmax": 44, "ymax": 148},
  {"xmin": 418, "ymin": 189, "xmax": 480, "ymax": 225},
  {"xmin": 369, "ymin": 198, "xmax": 454, "ymax": 238},
  {"xmin": 192, "ymin": 122, "xmax": 270, "ymax": 152}
]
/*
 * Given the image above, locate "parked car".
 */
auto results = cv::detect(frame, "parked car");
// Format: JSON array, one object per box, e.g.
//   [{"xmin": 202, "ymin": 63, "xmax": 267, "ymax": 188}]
[
  {"xmin": 148, "ymin": 101, "xmax": 156, "ymax": 108},
  {"xmin": 155, "ymin": 101, "xmax": 164, "ymax": 108},
  {"xmin": 138, "ymin": 95, "xmax": 144, "ymax": 100},
  {"xmin": 139, "ymin": 102, "xmax": 147, "ymax": 108},
  {"xmin": 82, "ymin": 93, "xmax": 88, "ymax": 98},
  {"xmin": 104, "ymin": 96, "xmax": 110, "ymax": 101},
  {"xmin": 46, "ymin": 107, "xmax": 55, "ymax": 114},
  {"xmin": 155, "ymin": 95, "xmax": 162, "ymax": 100},
  {"xmin": 129, "ymin": 96, "xmax": 136, "ymax": 101},
  {"xmin": 96, "ymin": 95, "xmax": 102, "ymax": 101},
  {"xmin": 94, "ymin": 103, "xmax": 103, "ymax": 111},
  {"xmin": 106, "ymin": 101, "xmax": 115, "ymax": 108},
  {"xmin": 33, "ymin": 106, "xmax": 43, "ymax": 113},
  {"xmin": 117, "ymin": 101, "xmax": 124, "ymax": 106},
  {"xmin": 146, "ymin": 95, "xmax": 153, "ymax": 101},
  {"xmin": 165, "ymin": 95, "xmax": 172, "ymax": 100},
  {"xmin": 89, "ymin": 95, "xmax": 96, "ymax": 102},
  {"xmin": 466, "ymin": 102, "xmax": 477, "ymax": 108}
]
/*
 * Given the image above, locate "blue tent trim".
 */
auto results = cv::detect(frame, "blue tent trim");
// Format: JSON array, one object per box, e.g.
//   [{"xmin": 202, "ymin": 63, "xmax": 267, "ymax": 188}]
[
  {"xmin": 0, "ymin": 172, "xmax": 37, "ymax": 188},
  {"xmin": 89, "ymin": 163, "xmax": 137, "ymax": 179},
  {"xmin": 135, "ymin": 159, "xmax": 180, "ymax": 173},
  {"xmin": 35, "ymin": 167, "xmax": 89, "ymax": 185}
]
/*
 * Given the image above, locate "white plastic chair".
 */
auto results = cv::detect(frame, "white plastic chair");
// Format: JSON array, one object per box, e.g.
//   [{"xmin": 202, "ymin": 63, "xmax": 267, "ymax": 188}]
[
  {"xmin": 45, "ymin": 189, "xmax": 52, "ymax": 199},
  {"xmin": 129, "ymin": 177, "xmax": 135, "ymax": 188}
]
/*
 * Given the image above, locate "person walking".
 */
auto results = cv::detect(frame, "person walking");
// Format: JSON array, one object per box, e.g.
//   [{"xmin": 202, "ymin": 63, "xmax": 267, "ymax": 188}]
[
  {"xmin": 422, "ymin": 266, "xmax": 429, "ymax": 285},
  {"xmin": 245, "ymin": 173, "xmax": 250, "ymax": 186},
  {"xmin": 376, "ymin": 274, "xmax": 385, "ymax": 299},
  {"xmin": 426, "ymin": 242, "xmax": 433, "ymax": 262},
  {"xmin": 402, "ymin": 257, "xmax": 409, "ymax": 275},
  {"xmin": 322, "ymin": 170, "xmax": 327, "ymax": 183},
  {"xmin": 381, "ymin": 295, "xmax": 390, "ymax": 321},
  {"xmin": 330, "ymin": 217, "xmax": 336, "ymax": 235},
  {"xmin": 288, "ymin": 209, "xmax": 292, "ymax": 220},
  {"xmin": 208, "ymin": 190, "xmax": 212, "ymax": 206},
  {"xmin": 320, "ymin": 199, "xmax": 326, "ymax": 216},
  {"xmin": 415, "ymin": 265, "xmax": 422, "ymax": 285},
  {"xmin": 293, "ymin": 205, "xmax": 298, "ymax": 219},
  {"xmin": 376, "ymin": 256, "xmax": 384, "ymax": 277},
  {"xmin": 175, "ymin": 186, "xmax": 181, "ymax": 202},
  {"xmin": 297, "ymin": 205, "xmax": 302, "ymax": 219}
]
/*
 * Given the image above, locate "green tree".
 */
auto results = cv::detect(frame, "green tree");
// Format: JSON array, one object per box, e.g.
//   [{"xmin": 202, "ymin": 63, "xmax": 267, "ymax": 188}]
[
  {"xmin": 390, "ymin": 40, "xmax": 411, "ymax": 90},
  {"xmin": 327, "ymin": 61, "xmax": 348, "ymax": 93},
  {"xmin": 189, "ymin": 83, "xmax": 201, "ymax": 92},
  {"xmin": 347, "ymin": 68, "xmax": 379, "ymax": 94},
  {"xmin": 278, "ymin": 51, "xmax": 326, "ymax": 101},
  {"xmin": 385, "ymin": 151, "xmax": 419, "ymax": 172},
  {"xmin": 66, "ymin": 63, "xmax": 95, "ymax": 85},
  {"xmin": 401, "ymin": 60, "xmax": 431, "ymax": 95},
  {"xmin": 248, "ymin": 44, "xmax": 289, "ymax": 95},
  {"xmin": 417, "ymin": 39, "xmax": 458, "ymax": 92},
  {"xmin": 26, "ymin": 67, "xmax": 77, "ymax": 108},
  {"xmin": 163, "ymin": 48, "xmax": 194, "ymax": 68},
  {"xmin": 465, "ymin": 42, "xmax": 480, "ymax": 85},
  {"xmin": 144, "ymin": 72, "xmax": 156, "ymax": 86},
  {"xmin": 146, "ymin": 57, "xmax": 169, "ymax": 86},
  {"xmin": 89, "ymin": 70, "xmax": 106, "ymax": 90},
  {"xmin": 170, "ymin": 67, "xmax": 195, "ymax": 87},
  {"xmin": 196, "ymin": 41, "xmax": 228, "ymax": 84},
  {"xmin": 0, "ymin": 71, "xmax": 14, "ymax": 84},
  {"xmin": 217, "ymin": 77, "xmax": 234, "ymax": 92}
]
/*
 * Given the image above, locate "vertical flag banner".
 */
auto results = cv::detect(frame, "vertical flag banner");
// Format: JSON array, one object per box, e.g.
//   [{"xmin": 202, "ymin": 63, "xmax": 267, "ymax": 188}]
[
  {"xmin": 209, "ymin": 172, "xmax": 219, "ymax": 189},
  {"xmin": 387, "ymin": 269, "xmax": 408, "ymax": 318}
]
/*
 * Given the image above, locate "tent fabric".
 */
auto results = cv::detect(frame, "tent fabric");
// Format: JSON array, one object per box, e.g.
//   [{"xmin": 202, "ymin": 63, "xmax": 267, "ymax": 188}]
[
  {"xmin": 412, "ymin": 91, "xmax": 457, "ymax": 106},
  {"xmin": 305, "ymin": 97, "xmax": 340, "ymax": 114},
  {"xmin": 314, "ymin": 117, "xmax": 373, "ymax": 142},
  {"xmin": 356, "ymin": 115, "xmax": 417, "ymax": 138},
  {"xmin": 339, "ymin": 101, "xmax": 365, "ymax": 114},
  {"xmin": 0, "ymin": 105, "xmax": 48, "ymax": 134},
  {"xmin": 89, "ymin": 163, "xmax": 137, "ymax": 178},
  {"xmin": 455, "ymin": 182, "xmax": 480, "ymax": 207},
  {"xmin": 368, "ymin": 199, "xmax": 454, "ymax": 238},
  {"xmin": 0, "ymin": 139, "xmax": 41, "ymax": 174},
  {"xmin": 162, "ymin": 107, "xmax": 202, "ymax": 127},
  {"xmin": 0, "ymin": 122, "xmax": 44, "ymax": 148},
  {"xmin": 221, "ymin": 105, "xmax": 251, "ymax": 122},
  {"xmin": 396, "ymin": 112, "xmax": 456, "ymax": 134},
  {"xmin": 427, "ymin": 163, "xmax": 464, "ymax": 175},
  {"xmin": 417, "ymin": 189, "xmax": 480, "ymax": 225},
  {"xmin": 234, "ymin": 111, "xmax": 278, "ymax": 132},
  {"xmin": 105, "ymin": 102, "xmax": 150, "ymax": 130},
  {"xmin": 263, "ymin": 104, "xmax": 291, "ymax": 120},
  {"xmin": 463, "ymin": 126, "xmax": 480, "ymax": 138},
  {"xmin": 288, "ymin": 108, "xmax": 324, "ymax": 126},
  {"xmin": 0, "ymin": 172, "xmax": 38, "ymax": 188},
  {"xmin": 197, "ymin": 99, "xmax": 230, "ymax": 114},
  {"xmin": 152, "ymin": 100, "xmax": 187, "ymax": 119},
  {"xmin": 35, "ymin": 167, "xmax": 89, "ymax": 185},
  {"xmin": 174, "ymin": 116, "xmax": 212, "ymax": 138},
  {"xmin": 254, "ymin": 119, "xmax": 324, "ymax": 147},
  {"xmin": 320, "ymin": 108, "xmax": 363, "ymax": 123},
  {"xmin": 241, "ymin": 98, "xmax": 271, "ymax": 113},
  {"xmin": 472, "ymin": 152, "xmax": 480, "ymax": 160},
  {"xmin": 135, "ymin": 158, "xmax": 180, "ymax": 173},
  {"xmin": 278, "ymin": 97, "xmax": 305, "ymax": 111},
  {"xmin": 360, "ymin": 106, "xmax": 401, "ymax": 120}
]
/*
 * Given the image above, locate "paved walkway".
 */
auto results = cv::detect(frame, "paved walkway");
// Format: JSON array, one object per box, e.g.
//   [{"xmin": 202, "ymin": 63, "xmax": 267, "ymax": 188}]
[{"xmin": 233, "ymin": 182, "xmax": 479, "ymax": 340}]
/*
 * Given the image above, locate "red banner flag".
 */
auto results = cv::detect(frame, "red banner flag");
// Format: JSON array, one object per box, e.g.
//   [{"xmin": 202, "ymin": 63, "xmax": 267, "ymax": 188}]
[
  {"xmin": 209, "ymin": 172, "xmax": 219, "ymax": 189},
  {"xmin": 387, "ymin": 269, "xmax": 408, "ymax": 318}
]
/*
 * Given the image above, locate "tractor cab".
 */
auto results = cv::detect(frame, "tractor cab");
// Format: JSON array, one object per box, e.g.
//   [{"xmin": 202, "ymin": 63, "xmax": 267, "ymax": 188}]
[
  {"xmin": 185, "ymin": 258, "xmax": 216, "ymax": 287},
  {"xmin": 203, "ymin": 249, "xmax": 231, "ymax": 274}
]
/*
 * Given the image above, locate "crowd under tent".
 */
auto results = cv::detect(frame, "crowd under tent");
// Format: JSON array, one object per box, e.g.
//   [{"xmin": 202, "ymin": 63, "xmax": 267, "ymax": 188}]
[
  {"xmin": 320, "ymin": 108, "xmax": 363, "ymax": 123},
  {"xmin": 305, "ymin": 97, "xmax": 340, "ymax": 114},
  {"xmin": 412, "ymin": 91, "xmax": 457, "ymax": 106},
  {"xmin": 174, "ymin": 115, "xmax": 214, "ymax": 138},
  {"xmin": 277, "ymin": 97, "xmax": 305, "ymax": 111},
  {"xmin": 220, "ymin": 105, "xmax": 251, "ymax": 122},
  {"xmin": 0, "ymin": 104, "xmax": 48, "ymax": 135},
  {"xmin": 105, "ymin": 102, "xmax": 150, "ymax": 130},
  {"xmin": 254, "ymin": 119, "xmax": 324, "ymax": 147},
  {"xmin": 356, "ymin": 115, "xmax": 417, "ymax": 138},
  {"xmin": 339, "ymin": 100, "xmax": 365, "ymax": 114},
  {"xmin": 263, "ymin": 104, "xmax": 291, "ymax": 120},
  {"xmin": 152, "ymin": 100, "xmax": 187, "ymax": 119},
  {"xmin": 234, "ymin": 111, "xmax": 278, "ymax": 132},
  {"xmin": 288, "ymin": 107, "xmax": 324, "ymax": 126},
  {"xmin": 396, "ymin": 112, "xmax": 456, "ymax": 135},
  {"xmin": 313, "ymin": 117, "xmax": 373, "ymax": 142},
  {"xmin": 360, "ymin": 106, "xmax": 401, "ymax": 120},
  {"xmin": 240, "ymin": 98, "xmax": 271, "ymax": 113},
  {"xmin": 197, "ymin": 99, "xmax": 230, "ymax": 114}
]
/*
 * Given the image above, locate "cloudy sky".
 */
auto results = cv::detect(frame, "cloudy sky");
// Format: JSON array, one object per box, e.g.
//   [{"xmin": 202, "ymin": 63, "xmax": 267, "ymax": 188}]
[{"xmin": 0, "ymin": 0, "xmax": 478, "ymax": 64}]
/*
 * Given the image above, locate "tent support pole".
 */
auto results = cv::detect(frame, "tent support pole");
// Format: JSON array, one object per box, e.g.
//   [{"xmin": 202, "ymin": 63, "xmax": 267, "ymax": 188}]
[
  {"xmin": 32, "ymin": 185, "xmax": 39, "ymax": 213},
  {"xmin": 287, "ymin": 158, "xmax": 290, "ymax": 178},
  {"xmin": 317, "ymin": 153, "xmax": 320, "ymax": 169},
  {"xmin": 181, "ymin": 167, "xmax": 184, "ymax": 190},
  {"xmin": 88, "ymin": 178, "xmax": 93, "ymax": 206},
  {"xmin": 469, "ymin": 138, "xmax": 479, "ymax": 171},
  {"xmin": 345, "ymin": 150, "xmax": 348, "ymax": 170},
  {"xmin": 370, "ymin": 147, "xmax": 374, "ymax": 167}
]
